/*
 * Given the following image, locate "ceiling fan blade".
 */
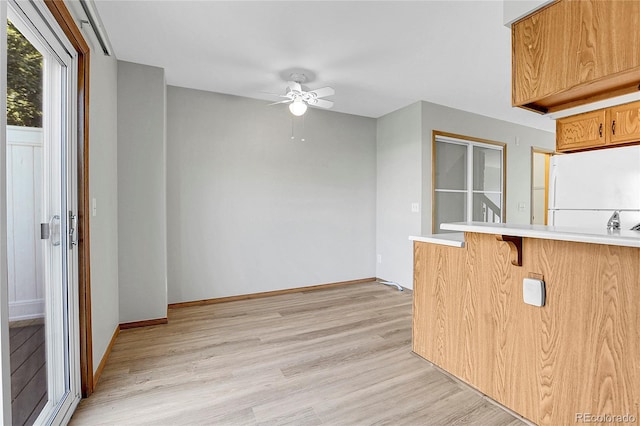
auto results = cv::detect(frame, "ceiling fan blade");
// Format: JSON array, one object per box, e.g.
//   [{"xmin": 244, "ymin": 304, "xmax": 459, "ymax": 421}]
[
  {"xmin": 260, "ymin": 91, "xmax": 290, "ymax": 98},
  {"xmin": 267, "ymin": 99, "xmax": 292, "ymax": 106},
  {"xmin": 308, "ymin": 87, "xmax": 335, "ymax": 98},
  {"xmin": 311, "ymin": 99, "xmax": 334, "ymax": 109},
  {"xmin": 287, "ymin": 81, "xmax": 302, "ymax": 92}
]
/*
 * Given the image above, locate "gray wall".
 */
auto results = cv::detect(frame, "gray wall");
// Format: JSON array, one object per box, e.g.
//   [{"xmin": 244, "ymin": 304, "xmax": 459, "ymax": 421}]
[
  {"xmin": 376, "ymin": 101, "xmax": 555, "ymax": 289},
  {"xmin": 375, "ymin": 102, "xmax": 422, "ymax": 288},
  {"xmin": 88, "ymin": 51, "xmax": 119, "ymax": 369},
  {"xmin": 166, "ymin": 86, "xmax": 376, "ymax": 303},
  {"xmin": 117, "ymin": 61, "xmax": 167, "ymax": 322}
]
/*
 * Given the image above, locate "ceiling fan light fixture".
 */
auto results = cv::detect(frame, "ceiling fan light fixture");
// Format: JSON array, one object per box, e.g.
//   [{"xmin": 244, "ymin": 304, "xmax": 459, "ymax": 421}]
[{"xmin": 289, "ymin": 99, "xmax": 308, "ymax": 116}]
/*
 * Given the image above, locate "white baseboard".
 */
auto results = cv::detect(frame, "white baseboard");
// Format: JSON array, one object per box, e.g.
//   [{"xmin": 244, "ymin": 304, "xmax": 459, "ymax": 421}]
[{"xmin": 9, "ymin": 298, "xmax": 44, "ymax": 322}]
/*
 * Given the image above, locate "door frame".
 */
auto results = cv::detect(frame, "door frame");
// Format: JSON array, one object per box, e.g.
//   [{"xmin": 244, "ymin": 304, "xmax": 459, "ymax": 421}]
[
  {"xmin": 530, "ymin": 147, "xmax": 555, "ymax": 225},
  {"xmin": 43, "ymin": 0, "xmax": 93, "ymax": 397}
]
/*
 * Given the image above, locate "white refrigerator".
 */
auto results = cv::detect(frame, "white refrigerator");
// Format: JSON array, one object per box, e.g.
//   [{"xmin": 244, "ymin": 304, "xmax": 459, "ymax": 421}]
[{"xmin": 547, "ymin": 145, "xmax": 640, "ymax": 230}]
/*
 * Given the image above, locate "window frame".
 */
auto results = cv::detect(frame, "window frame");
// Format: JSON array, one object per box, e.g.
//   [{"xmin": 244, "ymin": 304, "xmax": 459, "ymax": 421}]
[{"xmin": 431, "ymin": 131, "xmax": 507, "ymax": 234}]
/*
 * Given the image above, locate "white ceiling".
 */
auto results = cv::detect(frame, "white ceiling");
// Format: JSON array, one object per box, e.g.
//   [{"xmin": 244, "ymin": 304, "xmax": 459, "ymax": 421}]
[{"xmin": 93, "ymin": 0, "xmax": 555, "ymax": 132}]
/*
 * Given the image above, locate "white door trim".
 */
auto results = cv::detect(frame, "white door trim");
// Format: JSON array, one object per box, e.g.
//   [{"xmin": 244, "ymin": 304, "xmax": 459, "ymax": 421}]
[{"xmin": 0, "ymin": 1, "xmax": 13, "ymax": 424}]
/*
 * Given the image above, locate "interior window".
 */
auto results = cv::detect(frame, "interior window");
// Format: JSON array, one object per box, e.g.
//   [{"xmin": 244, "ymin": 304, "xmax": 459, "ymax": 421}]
[{"xmin": 433, "ymin": 132, "xmax": 505, "ymax": 233}]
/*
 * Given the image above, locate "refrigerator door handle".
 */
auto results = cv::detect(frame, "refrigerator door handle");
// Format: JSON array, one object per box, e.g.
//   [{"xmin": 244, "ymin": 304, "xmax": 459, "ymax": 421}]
[{"xmin": 550, "ymin": 174, "xmax": 557, "ymax": 209}]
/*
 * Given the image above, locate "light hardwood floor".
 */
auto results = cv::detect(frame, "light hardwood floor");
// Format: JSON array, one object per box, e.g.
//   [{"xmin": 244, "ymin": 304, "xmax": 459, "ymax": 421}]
[{"xmin": 70, "ymin": 282, "xmax": 526, "ymax": 425}]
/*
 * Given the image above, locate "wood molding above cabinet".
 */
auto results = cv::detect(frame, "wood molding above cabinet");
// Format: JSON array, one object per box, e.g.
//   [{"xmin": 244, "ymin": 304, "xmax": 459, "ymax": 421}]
[
  {"xmin": 512, "ymin": 0, "xmax": 640, "ymax": 113},
  {"xmin": 556, "ymin": 100, "xmax": 640, "ymax": 152}
]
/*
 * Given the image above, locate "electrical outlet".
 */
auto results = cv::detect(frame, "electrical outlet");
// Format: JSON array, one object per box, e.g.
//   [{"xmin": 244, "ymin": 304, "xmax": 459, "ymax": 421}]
[
  {"xmin": 523, "ymin": 278, "xmax": 545, "ymax": 307},
  {"xmin": 411, "ymin": 202, "xmax": 420, "ymax": 213}
]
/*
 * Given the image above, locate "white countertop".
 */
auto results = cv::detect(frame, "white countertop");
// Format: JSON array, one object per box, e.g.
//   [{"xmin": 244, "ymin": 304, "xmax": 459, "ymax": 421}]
[
  {"xmin": 440, "ymin": 222, "xmax": 640, "ymax": 248},
  {"xmin": 409, "ymin": 233, "xmax": 465, "ymax": 248}
]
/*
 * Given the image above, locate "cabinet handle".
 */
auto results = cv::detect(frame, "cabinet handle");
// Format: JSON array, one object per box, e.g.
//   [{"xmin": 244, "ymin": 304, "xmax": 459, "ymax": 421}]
[
  {"xmin": 612, "ymin": 120, "xmax": 616, "ymax": 135},
  {"xmin": 599, "ymin": 123, "xmax": 603, "ymax": 138}
]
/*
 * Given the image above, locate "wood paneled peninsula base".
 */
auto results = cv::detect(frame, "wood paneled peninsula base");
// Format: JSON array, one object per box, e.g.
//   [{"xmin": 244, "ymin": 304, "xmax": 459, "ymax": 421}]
[{"xmin": 411, "ymin": 223, "xmax": 640, "ymax": 426}]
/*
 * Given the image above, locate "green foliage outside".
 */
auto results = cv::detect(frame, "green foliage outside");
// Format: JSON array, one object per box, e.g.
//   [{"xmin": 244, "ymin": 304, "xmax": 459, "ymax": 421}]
[{"xmin": 7, "ymin": 20, "xmax": 43, "ymax": 128}]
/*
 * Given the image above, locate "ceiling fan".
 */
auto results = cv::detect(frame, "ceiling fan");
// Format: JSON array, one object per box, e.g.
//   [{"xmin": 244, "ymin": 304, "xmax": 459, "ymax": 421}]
[{"xmin": 268, "ymin": 73, "xmax": 335, "ymax": 116}]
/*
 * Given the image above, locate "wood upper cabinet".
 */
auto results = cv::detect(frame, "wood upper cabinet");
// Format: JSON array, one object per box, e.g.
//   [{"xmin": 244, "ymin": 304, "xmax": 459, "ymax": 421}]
[
  {"xmin": 513, "ymin": 0, "xmax": 640, "ymax": 113},
  {"xmin": 512, "ymin": 0, "xmax": 569, "ymax": 111},
  {"xmin": 556, "ymin": 109, "xmax": 605, "ymax": 152},
  {"xmin": 556, "ymin": 100, "xmax": 640, "ymax": 152}
]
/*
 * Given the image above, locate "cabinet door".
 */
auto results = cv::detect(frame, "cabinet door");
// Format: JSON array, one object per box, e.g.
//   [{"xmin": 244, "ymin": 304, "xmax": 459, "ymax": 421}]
[
  {"xmin": 512, "ymin": 1, "xmax": 569, "ymax": 106},
  {"xmin": 556, "ymin": 110, "xmax": 605, "ymax": 152},
  {"xmin": 607, "ymin": 100, "xmax": 640, "ymax": 146},
  {"xmin": 565, "ymin": 1, "xmax": 640, "ymax": 88},
  {"xmin": 513, "ymin": 0, "xmax": 640, "ymax": 112}
]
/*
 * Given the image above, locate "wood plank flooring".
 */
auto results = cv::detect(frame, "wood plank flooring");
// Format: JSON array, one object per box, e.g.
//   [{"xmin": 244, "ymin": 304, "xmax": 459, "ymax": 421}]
[
  {"xmin": 10, "ymin": 319, "xmax": 47, "ymax": 426},
  {"xmin": 70, "ymin": 282, "xmax": 527, "ymax": 425}
]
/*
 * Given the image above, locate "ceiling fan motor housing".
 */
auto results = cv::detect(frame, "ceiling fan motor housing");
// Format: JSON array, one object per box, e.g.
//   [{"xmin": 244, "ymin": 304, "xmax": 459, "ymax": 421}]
[{"xmin": 289, "ymin": 73, "xmax": 308, "ymax": 84}]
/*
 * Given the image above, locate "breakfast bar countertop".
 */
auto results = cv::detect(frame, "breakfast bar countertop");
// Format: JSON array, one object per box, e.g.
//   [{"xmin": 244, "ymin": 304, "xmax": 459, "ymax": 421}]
[
  {"xmin": 409, "ymin": 233, "xmax": 465, "ymax": 248},
  {"xmin": 438, "ymin": 221, "xmax": 640, "ymax": 248}
]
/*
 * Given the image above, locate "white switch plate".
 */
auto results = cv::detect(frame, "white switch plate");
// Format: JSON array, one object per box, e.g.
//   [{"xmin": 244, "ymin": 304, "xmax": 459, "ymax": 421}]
[
  {"xmin": 518, "ymin": 202, "xmax": 526, "ymax": 211},
  {"xmin": 92, "ymin": 198, "xmax": 97, "ymax": 217},
  {"xmin": 523, "ymin": 278, "xmax": 545, "ymax": 307},
  {"xmin": 377, "ymin": 254, "xmax": 382, "ymax": 264},
  {"xmin": 411, "ymin": 202, "xmax": 420, "ymax": 213}
]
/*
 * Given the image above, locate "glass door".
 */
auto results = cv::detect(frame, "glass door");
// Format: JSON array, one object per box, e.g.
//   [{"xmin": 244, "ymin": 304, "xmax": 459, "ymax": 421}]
[{"xmin": 5, "ymin": 1, "xmax": 80, "ymax": 424}]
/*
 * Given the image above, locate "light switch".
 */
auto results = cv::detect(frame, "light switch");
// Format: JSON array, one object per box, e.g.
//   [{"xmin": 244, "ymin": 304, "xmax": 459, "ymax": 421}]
[
  {"xmin": 523, "ymin": 278, "xmax": 545, "ymax": 307},
  {"xmin": 411, "ymin": 202, "xmax": 420, "ymax": 213},
  {"xmin": 92, "ymin": 198, "xmax": 97, "ymax": 217}
]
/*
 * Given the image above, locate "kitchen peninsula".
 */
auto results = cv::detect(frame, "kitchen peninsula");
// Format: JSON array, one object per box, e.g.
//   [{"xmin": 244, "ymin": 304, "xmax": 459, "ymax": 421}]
[{"xmin": 411, "ymin": 223, "xmax": 640, "ymax": 425}]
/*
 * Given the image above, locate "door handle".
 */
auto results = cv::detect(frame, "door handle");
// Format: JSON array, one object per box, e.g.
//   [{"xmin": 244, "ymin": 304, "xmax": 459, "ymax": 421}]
[
  {"xmin": 549, "ymin": 169, "xmax": 557, "ymax": 208},
  {"xmin": 69, "ymin": 211, "xmax": 78, "ymax": 247},
  {"xmin": 40, "ymin": 223, "xmax": 50, "ymax": 240},
  {"xmin": 41, "ymin": 215, "xmax": 61, "ymax": 246}
]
